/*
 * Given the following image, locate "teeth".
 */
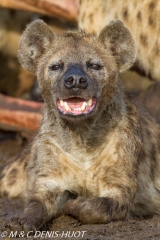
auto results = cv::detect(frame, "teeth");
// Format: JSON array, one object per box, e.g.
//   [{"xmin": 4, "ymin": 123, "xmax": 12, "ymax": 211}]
[
  {"xmin": 81, "ymin": 102, "xmax": 87, "ymax": 111},
  {"xmin": 60, "ymin": 99, "xmax": 93, "ymax": 113},
  {"xmin": 64, "ymin": 102, "xmax": 71, "ymax": 112},
  {"xmin": 87, "ymin": 99, "xmax": 92, "ymax": 106},
  {"xmin": 60, "ymin": 99, "xmax": 64, "ymax": 106}
]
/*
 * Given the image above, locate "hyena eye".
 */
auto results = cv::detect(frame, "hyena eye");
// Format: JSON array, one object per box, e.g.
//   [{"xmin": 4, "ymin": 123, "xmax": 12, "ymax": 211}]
[
  {"xmin": 87, "ymin": 63, "xmax": 102, "ymax": 70},
  {"xmin": 49, "ymin": 64, "xmax": 62, "ymax": 71}
]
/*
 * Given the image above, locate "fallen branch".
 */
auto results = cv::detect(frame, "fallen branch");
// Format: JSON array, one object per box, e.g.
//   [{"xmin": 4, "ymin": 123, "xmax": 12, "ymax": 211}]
[
  {"xmin": 0, "ymin": 94, "xmax": 43, "ymax": 132},
  {"xmin": 0, "ymin": 0, "xmax": 78, "ymax": 22}
]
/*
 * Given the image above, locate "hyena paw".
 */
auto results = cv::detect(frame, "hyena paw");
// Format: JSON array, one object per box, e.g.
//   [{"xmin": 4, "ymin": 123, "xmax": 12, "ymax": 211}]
[
  {"xmin": 63, "ymin": 196, "xmax": 86, "ymax": 218},
  {"xmin": 4, "ymin": 217, "xmax": 36, "ymax": 235},
  {"xmin": 63, "ymin": 196, "xmax": 119, "ymax": 224}
]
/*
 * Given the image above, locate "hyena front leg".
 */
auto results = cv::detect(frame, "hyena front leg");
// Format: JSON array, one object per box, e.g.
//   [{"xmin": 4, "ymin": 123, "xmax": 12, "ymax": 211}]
[
  {"xmin": 5, "ymin": 199, "xmax": 47, "ymax": 233},
  {"xmin": 5, "ymin": 179, "xmax": 75, "ymax": 233},
  {"xmin": 63, "ymin": 187, "xmax": 135, "ymax": 224},
  {"xmin": 63, "ymin": 197, "xmax": 130, "ymax": 224}
]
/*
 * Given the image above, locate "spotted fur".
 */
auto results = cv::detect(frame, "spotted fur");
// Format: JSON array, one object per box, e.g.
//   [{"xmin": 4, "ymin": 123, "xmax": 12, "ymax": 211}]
[{"xmin": 79, "ymin": 0, "xmax": 160, "ymax": 81}]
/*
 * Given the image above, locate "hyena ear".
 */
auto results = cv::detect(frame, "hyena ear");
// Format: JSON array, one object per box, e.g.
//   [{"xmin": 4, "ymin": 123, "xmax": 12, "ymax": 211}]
[
  {"xmin": 98, "ymin": 20, "xmax": 136, "ymax": 72},
  {"xmin": 18, "ymin": 19, "xmax": 54, "ymax": 73}
]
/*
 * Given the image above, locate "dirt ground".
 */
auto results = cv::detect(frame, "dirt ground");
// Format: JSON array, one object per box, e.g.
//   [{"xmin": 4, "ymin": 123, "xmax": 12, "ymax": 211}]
[
  {"xmin": 1, "ymin": 198, "xmax": 160, "ymax": 240},
  {"xmin": 0, "ymin": 134, "xmax": 160, "ymax": 240}
]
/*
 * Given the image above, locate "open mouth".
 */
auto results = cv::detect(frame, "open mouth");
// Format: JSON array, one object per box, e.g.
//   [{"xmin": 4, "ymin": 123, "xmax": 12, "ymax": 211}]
[{"xmin": 57, "ymin": 97, "xmax": 97, "ymax": 115}]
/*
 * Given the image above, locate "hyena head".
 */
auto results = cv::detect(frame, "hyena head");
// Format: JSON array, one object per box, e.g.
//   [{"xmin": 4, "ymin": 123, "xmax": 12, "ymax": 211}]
[{"xmin": 18, "ymin": 20, "xmax": 136, "ymax": 123}]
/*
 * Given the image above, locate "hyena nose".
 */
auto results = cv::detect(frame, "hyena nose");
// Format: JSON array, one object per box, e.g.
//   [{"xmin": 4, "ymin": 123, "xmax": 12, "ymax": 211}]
[{"xmin": 64, "ymin": 75, "xmax": 88, "ymax": 89}]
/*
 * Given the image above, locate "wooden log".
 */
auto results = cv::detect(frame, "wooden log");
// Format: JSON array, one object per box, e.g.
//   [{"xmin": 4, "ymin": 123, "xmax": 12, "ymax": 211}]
[
  {"xmin": 0, "ymin": 94, "xmax": 43, "ymax": 132},
  {"xmin": 0, "ymin": 0, "xmax": 78, "ymax": 22}
]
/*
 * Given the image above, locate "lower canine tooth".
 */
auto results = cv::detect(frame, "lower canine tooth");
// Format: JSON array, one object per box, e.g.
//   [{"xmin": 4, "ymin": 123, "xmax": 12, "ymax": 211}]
[
  {"xmin": 64, "ymin": 102, "xmax": 71, "ymax": 111},
  {"xmin": 87, "ymin": 99, "xmax": 92, "ymax": 106}
]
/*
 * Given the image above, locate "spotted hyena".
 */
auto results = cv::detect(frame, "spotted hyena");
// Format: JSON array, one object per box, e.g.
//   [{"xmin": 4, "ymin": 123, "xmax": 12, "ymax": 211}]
[
  {"xmin": 0, "ymin": 19, "xmax": 160, "ymax": 232},
  {"xmin": 79, "ymin": 0, "xmax": 160, "ymax": 81}
]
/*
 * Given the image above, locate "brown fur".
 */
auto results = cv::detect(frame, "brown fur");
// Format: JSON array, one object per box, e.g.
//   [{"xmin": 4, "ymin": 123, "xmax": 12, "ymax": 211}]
[
  {"xmin": 1, "ymin": 20, "xmax": 160, "ymax": 232},
  {"xmin": 79, "ymin": 0, "xmax": 160, "ymax": 81}
]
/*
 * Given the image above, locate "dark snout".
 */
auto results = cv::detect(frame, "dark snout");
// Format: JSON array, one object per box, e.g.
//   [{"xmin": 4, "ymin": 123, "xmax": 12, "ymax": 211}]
[{"xmin": 64, "ymin": 67, "xmax": 88, "ymax": 89}]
